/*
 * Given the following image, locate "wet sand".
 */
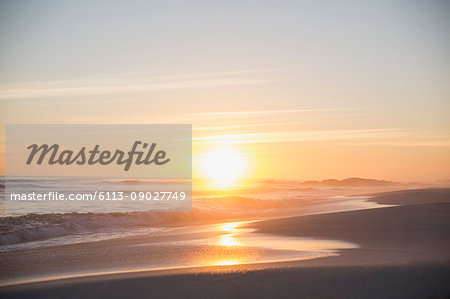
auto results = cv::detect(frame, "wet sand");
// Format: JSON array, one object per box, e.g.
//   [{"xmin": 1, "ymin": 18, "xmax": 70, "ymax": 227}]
[
  {"xmin": 1, "ymin": 264, "xmax": 448, "ymax": 299},
  {"xmin": 248, "ymin": 202, "xmax": 450, "ymax": 265},
  {"xmin": 1, "ymin": 188, "xmax": 449, "ymax": 298}
]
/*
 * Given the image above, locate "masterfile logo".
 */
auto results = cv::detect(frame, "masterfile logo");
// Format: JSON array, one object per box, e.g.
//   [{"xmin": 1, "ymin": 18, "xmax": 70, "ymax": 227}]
[
  {"xmin": 26, "ymin": 141, "xmax": 171, "ymax": 171},
  {"xmin": 4, "ymin": 124, "xmax": 192, "ymax": 213},
  {"xmin": 6, "ymin": 124, "xmax": 191, "ymax": 178}
]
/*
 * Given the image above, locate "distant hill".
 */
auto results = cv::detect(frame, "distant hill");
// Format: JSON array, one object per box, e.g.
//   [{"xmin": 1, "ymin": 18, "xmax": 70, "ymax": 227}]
[{"xmin": 300, "ymin": 178, "xmax": 398, "ymax": 187}]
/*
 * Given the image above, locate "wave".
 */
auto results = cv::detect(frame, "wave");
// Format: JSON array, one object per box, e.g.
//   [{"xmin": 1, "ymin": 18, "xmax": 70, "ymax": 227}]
[
  {"xmin": 0, "ymin": 211, "xmax": 195, "ymax": 246},
  {"xmin": 0, "ymin": 194, "xmax": 292, "ymax": 247}
]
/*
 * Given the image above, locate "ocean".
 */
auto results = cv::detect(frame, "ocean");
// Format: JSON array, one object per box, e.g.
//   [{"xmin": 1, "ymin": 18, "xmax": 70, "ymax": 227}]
[{"xmin": 0, "ymin": 177, "xmax": 389, "ymax": 252}]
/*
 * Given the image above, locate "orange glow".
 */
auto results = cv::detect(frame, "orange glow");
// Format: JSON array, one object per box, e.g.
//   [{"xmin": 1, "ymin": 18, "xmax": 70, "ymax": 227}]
[
  {"xmin": 218, "ymin": 222, "xmax": 242, "ymax": 246},
  {"xmin": 220, "ymin": 222, "xmax": 241, "ymax": 232},
  {"xmin": 214, "ymin": 260, "xmax": 240, "ymax": 266},
  {"xmin": 198, "ymin": 147, "xmax": 249, "ymax": 189},
  {"xmin": 218, "ymin": 234, "xmax": 240, "ymax": 246}
]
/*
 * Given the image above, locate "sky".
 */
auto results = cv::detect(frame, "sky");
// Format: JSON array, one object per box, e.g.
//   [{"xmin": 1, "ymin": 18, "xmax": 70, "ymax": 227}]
[{"xmin": 0, "ymin": 0, "xmax": 449, "ymax": 182}]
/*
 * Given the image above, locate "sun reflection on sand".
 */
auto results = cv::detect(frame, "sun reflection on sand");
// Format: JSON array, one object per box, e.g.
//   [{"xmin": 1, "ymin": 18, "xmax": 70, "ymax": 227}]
[
  {"xmin": 217, "ymin": 222, "xmax": 243, "ymax": 247},
  {"xmin": 213, "ymin": 260, "xmax": 240, "ymax": 266},
  {"xmin": 218, "ymin": 234, "xmax": 240, "ymax": 246},
  {"xmin": 212, "ymin": 222, "xmax": 244, "ymax": 265},
  {"xmin": 135, "ymin": 220, "xmax": 359, "ymax": 269},
  {"xmin": 220, "ymin": 222, "xmax": 241, "ymax": 232}
]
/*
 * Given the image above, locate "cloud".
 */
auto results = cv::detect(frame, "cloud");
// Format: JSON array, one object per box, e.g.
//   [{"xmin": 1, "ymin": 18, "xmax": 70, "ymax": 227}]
[
  {"xmin": 0, "ymin": 69, "xmax": 275, "ymax": 100},
  {"xmin": 164, "ymin": 107, "xmax": 365, "ymax": 124},
  {"xmin": 192, "ymin": 128, "xmax": 449, "ymax": 145}
]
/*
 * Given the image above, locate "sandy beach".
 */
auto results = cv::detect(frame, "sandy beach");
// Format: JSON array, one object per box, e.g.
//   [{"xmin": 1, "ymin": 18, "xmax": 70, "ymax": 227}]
[{"xmin": 0, "ymin": 188, "xmax": 449, "ymax": 298}]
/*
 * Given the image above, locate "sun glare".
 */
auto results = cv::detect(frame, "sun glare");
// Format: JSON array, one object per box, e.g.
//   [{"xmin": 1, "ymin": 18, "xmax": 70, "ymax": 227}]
[
  {"xmin": 218, "ymin": 234, "xmax": 240, "ymax": 246},
  {"xmin": 199, "ymin": 147, "xmax": 248, "ymax": 189},
  {"xmin": 214, "ymin": 260, "xmax": 239, "ymax": 266},
  {"xmin": 217, "ymin": 222, "xmax": 242, "ymax": 246},
  {"xmin": 221, "ymin": 222, "xmax": 241, "ymax": 232}
]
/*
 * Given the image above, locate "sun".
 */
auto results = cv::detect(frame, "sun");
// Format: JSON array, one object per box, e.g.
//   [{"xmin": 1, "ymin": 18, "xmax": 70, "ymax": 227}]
[{"xmin": 199, "ymin": 147, "xmax": 248, "ymax": 189}]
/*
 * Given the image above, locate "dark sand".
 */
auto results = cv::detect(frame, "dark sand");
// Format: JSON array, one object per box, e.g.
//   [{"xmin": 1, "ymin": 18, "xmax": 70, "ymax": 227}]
[{"xmin": 1, "ymin": 188, "xmax": 449, "ymax": 298}]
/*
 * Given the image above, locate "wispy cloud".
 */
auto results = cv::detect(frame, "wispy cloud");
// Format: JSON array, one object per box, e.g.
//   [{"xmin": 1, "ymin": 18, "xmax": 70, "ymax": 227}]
[
  {"xmin": 192, "ymin": 128, "xmax": 449, "ymax": 145},
  {"xmin": 162, "ymin": 107, "xmax": 366, "ymax": 123},
  {"xmin": 0, "ymin": 69, "xmax": 275, "ymax": 100},
  {"xmin": 187, "ymin": 107, "xmax": 361, "ymax": 118}
]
